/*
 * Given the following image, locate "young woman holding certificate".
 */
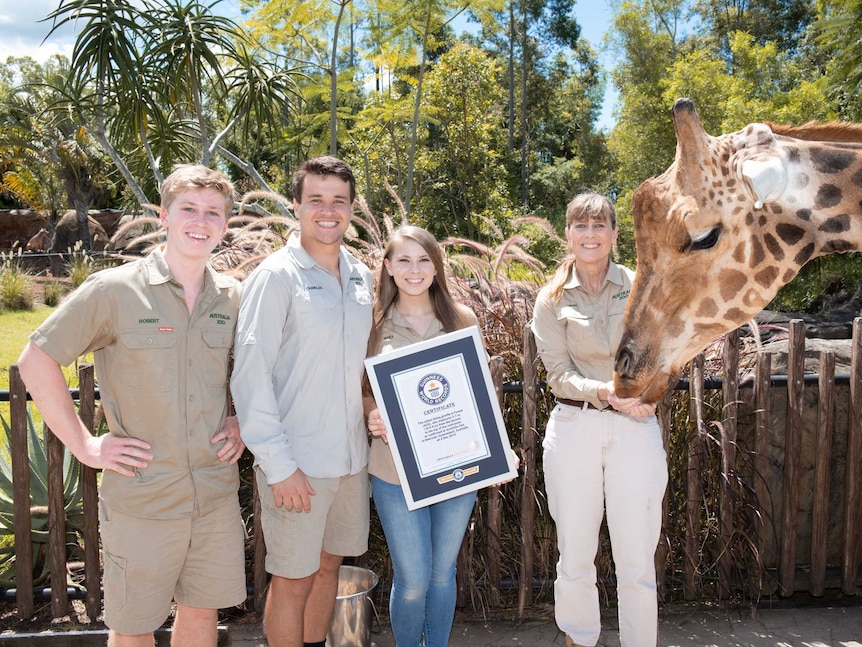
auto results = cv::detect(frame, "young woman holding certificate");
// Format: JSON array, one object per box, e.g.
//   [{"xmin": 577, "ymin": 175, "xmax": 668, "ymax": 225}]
[{"xmin": 364, "ymin": 225, "xmax": 483, "ymax": 647}]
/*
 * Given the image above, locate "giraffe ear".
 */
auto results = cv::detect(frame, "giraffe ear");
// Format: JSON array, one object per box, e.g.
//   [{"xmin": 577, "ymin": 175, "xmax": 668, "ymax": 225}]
[{"xmin": 741, "ymin": 157, "xmax": 788, "ymax": 209}]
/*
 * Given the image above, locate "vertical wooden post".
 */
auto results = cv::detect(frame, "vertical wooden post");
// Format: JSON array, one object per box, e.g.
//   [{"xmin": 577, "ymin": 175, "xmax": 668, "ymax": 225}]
[
  {"xmin": 684, "ymin": 354, "xmax": 704, "ymax": 601},
  {"xmin": 655, "ymin": 391, "xmax": 672, "ymax": 600},
  {"xmin": 719, "ymin": 329, "xmax": 739, "ymax": 597},
  {"xmin": 843, "ymin": 318, "xmax": 862, "ymax": 595},
  {"xmin": 486, "ymin": 357, "xmax": 504, "ymax": 607},
  {"xmin": 77, "ymin": 364, "xmax": 102, "ymax": 620},
  {"xmin": 9, "ymin": 365, "xmax": 34, "ymax": 619},
  {"xmin": 518, "ymin": 325, "xmax": 538, "ymax": 616},
  {"xmin": 754, "ymin": 352, "xmax": 773, "ymax": 596},
  {"xmin": 809, "ymin": 351, "xmax": 834, "ymax": 597},
  {"xmin": 779, "ymin": 319, "xmax": 804, "ymax": 596},
  {"xmin": 253, "ymin": 475, "xmax": 267, "ymax": 612},
  {"xmin": 46, "ymin": 421, "xmax": 69, "ymax": 617}
]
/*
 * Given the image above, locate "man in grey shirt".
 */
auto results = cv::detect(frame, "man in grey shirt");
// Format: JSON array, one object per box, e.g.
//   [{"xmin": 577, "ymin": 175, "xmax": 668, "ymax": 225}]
[{"xmin": 231, "ymin": 157, "xmax": 373, "ymax": 647}]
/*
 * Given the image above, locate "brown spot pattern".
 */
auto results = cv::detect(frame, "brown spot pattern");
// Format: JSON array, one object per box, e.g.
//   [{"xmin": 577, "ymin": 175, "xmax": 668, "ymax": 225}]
[
  {"xmin": 794, "ymin": 242, "xmax": 815, "ymax": 266},
  {"xmin": 818, "ymin": 214, "xmax": 850, "ymax": 233},
  {"xmin": 775, "ymin": 223, "xmax": 806, "ymax": 246},
  {"xmin": 719, "ymin": 269, "xmax": 748, "ymax": 301},
  {"xmin": 725, "ymin": 307, "xmax": 749, "ymax": 323},
  {"xmin": 755, "ymin": 265, "xmax": 779, "ymax": 288},
  {"xmin": 763, "ymin": 233, "xmax": 786, "ymax": 260},
  {"xmin": 821, "ymin": 240, "xmax": 856, "ymax": 253},
  {"xmin": 796, "ymin": 208, "xmax": 811, "ymax": 221},
  {"xmin": 696, "ymin": 298, "xmax": 719, "ymax": 318},
  {"xmin": 815, "ymin": 184, "xmax": 842, "ymax": 209},
  {"xmin": 811, "ymin": 147, "xmax": 856, "ymax": 173}
]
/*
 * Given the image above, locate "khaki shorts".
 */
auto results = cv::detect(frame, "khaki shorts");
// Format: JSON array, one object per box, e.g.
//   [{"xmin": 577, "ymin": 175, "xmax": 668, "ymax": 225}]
[
  {"xmin": 256, "ymin": 466, "xmax": 369, "ymax": 579},
  {"xmin": 99, "ymin": 498, "xmax": 247, "ymax": 635}
]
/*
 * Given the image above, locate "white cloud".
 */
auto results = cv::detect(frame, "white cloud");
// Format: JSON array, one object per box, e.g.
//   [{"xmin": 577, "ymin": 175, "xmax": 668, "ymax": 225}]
[{"xmin": 0, "ymin": 0, "xmax": 241, "ymax": 64}]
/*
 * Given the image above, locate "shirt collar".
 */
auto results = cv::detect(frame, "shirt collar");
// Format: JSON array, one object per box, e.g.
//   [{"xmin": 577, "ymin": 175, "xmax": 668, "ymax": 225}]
[
  {"xmin": 144, "ymin": 245, "xmax": 232, "ymax": 295},
  {"xmin": 563, "ymin": 261, "xmax": 625, "ymax": 291}
]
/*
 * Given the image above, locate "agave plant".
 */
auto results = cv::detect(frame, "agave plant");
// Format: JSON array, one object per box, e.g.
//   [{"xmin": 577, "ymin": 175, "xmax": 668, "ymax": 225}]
[{"xmin": 0, "ymin": 405, "xmax": 85, "ymax": 588}]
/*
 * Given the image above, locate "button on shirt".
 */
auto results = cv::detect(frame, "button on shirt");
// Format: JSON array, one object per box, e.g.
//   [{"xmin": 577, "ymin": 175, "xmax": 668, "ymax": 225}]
[
  {"xmin": 231, "ymin": 235, "xmax": 373, "ymax": 484},
  {"xmin": 30, "ymin": 247, "xmax": 242, "ymax": 519},
  {"xmin": 530, "ymin": 262, "xmax": 634, "ymax": 409}
]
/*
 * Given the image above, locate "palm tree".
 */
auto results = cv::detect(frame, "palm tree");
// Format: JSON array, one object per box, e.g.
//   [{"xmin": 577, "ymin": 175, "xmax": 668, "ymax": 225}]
[{"xmin": 43, "ymin": 0, "xmax": 300, "ymax": 205}]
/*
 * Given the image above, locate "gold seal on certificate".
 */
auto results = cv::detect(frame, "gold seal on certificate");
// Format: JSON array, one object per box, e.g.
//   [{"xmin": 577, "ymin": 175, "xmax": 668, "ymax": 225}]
[{"xmin": 365, "ymin": 326, "xmax": 517, "ymax": 510}]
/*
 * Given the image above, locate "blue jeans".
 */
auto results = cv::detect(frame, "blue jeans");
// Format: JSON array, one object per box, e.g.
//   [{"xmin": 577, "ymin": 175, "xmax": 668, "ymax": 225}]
[{"xmin": 371, "ymin": 475, "xmax": 477, "ymax": 647}]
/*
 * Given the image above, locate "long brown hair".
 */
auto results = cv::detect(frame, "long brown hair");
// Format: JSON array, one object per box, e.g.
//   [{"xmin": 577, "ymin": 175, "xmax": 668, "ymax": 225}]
[
  {"xmin": 543, "ymin": 192, "xmax": 617, "ymax": 302},
  {"xmin": 367, "ymin": 226, "xmax": 473, "ymax": 356}
]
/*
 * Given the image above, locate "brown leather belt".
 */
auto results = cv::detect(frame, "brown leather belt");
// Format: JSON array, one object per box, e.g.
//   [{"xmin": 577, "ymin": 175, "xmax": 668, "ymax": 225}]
[{"xmin": 556, "ymin": 397, "xmax": 600, "ymax": 410}]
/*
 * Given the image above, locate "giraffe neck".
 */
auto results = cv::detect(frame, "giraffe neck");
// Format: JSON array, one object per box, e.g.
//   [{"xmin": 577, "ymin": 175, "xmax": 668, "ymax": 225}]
[{"xmin": 776, "ymin": 139, "xmax": 862, "ymax": 259}]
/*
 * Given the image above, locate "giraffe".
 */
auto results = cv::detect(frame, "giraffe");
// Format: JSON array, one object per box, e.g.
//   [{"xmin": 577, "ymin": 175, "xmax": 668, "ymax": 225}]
[{"xmin": 613, "ymin": 98, "xmax": 862, "ymax": 403}]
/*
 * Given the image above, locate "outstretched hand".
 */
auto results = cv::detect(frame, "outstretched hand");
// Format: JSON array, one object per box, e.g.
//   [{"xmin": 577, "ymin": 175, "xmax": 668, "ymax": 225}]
[{"xmin": 606, "ymin": 384, "xmax": 657, "ymax": 419}]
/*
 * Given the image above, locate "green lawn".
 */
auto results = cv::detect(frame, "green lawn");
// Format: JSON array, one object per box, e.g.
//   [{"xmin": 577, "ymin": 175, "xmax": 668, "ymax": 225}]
[{"xmin": 0, "ymin": 305, "xmax": 84, "ymax": 424}]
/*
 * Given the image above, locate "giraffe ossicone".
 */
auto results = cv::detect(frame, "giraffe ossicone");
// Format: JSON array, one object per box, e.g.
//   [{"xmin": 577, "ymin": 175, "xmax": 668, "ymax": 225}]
[{"xmin": 613, "ymin": 98, "xmax": 862, "ymax": 402}]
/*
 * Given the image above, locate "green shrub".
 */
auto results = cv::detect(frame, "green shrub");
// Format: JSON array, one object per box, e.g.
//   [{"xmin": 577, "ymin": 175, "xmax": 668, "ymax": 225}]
[
  {"xmin": 41, "ymin": 280, "xmax": 67, "ymax": 307},
  {"xmin": 0, "ymin": 263, "xmax": 35, "ymax": 311},
  {"xmin": 67, "ymin": 250, "xmax": 93, "ymax": 289},
  {"xmin": 0, "ymin": 405, "xmax": 85, "ymax": 588}
]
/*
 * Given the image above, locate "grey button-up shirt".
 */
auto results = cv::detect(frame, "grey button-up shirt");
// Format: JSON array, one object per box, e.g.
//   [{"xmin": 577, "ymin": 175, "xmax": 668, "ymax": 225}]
[{"xmin": 231, "ymin": 235, "xmax": 373, "ymax": 484}]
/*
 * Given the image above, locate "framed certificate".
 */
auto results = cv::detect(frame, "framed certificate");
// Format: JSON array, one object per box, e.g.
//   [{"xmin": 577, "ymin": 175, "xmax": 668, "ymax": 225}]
[{"xmin": 364, "ymin": 325, "xmax": 517, "ymax": 510}]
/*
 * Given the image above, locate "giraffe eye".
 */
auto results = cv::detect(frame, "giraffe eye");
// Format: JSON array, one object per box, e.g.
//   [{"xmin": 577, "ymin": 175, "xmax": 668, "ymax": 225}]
[{"xmin": 690, "ymin": 227, "xmax": 721, "ymax": 251}]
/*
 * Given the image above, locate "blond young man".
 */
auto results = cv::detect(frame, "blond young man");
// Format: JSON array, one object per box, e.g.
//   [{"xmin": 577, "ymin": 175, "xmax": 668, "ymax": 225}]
[
  {"xmin": 231, "ymin": 156, "xmax": 373, "ymax": 647},
  {"xmin": 18, "ymin": 165, "xmax": 247, "ymax": 647}
]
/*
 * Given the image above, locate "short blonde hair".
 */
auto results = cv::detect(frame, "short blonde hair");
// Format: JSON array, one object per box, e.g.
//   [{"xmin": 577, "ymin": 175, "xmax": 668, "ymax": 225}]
[{"xmin": 160, "ymin": 164, "xmax": 236, "ymax": 216}]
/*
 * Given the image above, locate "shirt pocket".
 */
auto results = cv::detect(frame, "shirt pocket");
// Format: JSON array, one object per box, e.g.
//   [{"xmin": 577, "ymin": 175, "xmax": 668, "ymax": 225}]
[
  {"xmin": 559, "ymin": 306, "xmax": 593, "ymax": 343},
  {"xmin": 348, "ymin": 278, "xmax": 373, "ymax": 307},
  {"xmin": 202, "ymin": 328, "xmax": 233, "ymax": 388},
  {"xmin": 119, "ymin": 330, "xmax": 178, "ymax": 392},
  {"xmin": 292, "ymin": 287, "xmax": 339, "ymax": 333}
]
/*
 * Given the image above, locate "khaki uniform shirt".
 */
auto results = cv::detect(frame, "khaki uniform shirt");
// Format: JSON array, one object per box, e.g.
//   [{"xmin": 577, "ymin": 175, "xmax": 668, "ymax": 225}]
[
  {"xmin": 530, "ymin": 262, "xmax": 634, "ymax": 409},
  {"xmin": 31, "ymin": 247, "xmax": 242, "ymax": 518},
  {"xmin": 231, "ymin": 234, "xmax": 373, "ymax": 484},
  {"xmin": 368, "ymin": 307, "xmax": 480, "ymax": 484}
]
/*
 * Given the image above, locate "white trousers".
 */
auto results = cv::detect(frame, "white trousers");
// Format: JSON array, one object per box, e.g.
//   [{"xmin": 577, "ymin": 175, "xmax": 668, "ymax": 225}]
[{"xmin": 543, "ymin": 403, "xmax": 667, "ymax": 647}]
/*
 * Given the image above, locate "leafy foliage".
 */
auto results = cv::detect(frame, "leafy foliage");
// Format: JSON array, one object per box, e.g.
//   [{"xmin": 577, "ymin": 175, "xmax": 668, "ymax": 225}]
[{"xmin": 0, "ymin": 405, "xmax": 85, "ymax": 588}]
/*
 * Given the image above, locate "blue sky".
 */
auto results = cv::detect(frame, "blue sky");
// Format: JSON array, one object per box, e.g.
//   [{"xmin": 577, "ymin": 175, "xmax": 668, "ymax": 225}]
[{"xmin": 0, "ymin": 0, "xmax": 616, "ymax": 128}]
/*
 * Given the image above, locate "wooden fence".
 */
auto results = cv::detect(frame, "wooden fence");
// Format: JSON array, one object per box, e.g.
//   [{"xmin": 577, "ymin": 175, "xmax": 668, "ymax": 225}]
[{"xmin": 3, "ymin": 319, "xmax": 862, "ymax": 622}]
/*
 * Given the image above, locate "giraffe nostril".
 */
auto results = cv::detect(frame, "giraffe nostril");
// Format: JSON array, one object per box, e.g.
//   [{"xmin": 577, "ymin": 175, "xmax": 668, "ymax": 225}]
[{"xmin": 615, "ymin": 346, "xmax": 634, "ymax": 378}]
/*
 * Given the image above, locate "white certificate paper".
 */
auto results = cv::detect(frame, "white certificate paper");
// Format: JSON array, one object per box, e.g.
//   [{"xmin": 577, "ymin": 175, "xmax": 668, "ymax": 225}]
[
  {"xmin": 365, "ymin": 326, "xmax": 517, "ymax": 509},
  {"xmin": 391, "ymin": 354, "xmax": 490, "ymax": 477}
]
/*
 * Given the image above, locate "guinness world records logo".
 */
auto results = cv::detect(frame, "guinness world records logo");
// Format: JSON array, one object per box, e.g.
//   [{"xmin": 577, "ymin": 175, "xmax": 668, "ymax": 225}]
[{"xmin": 418, "ymin": 373, "xmax": 450, "ymax": 405}]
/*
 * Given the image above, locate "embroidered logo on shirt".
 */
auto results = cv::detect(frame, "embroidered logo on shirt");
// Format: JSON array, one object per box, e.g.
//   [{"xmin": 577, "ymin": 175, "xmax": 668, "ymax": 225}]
[
  {"xmin": 209, "ymin": 313, "xmax": 231, "ymax": 326},
  {"xmin": 139, "ymin": 318, "xmax": 159, "ymax": 324},
  {"xmin": 613, "ymin": 289, "xmax": 631, "ymax": 300},
  {"xmin": 159, "ymin": 327, "xmax": 174, "ymax": 333}
]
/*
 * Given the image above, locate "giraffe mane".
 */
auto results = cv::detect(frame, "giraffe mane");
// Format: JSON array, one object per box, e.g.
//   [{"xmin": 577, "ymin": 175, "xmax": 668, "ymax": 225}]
[{"xmin": 765, "ymin": 120, "xmax": 862, "ymax": 142}]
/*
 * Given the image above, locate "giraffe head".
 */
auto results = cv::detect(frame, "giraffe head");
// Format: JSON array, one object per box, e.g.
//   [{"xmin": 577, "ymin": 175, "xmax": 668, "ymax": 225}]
[{"xmin": 614, "ymin": 98, "xmax": 862, "ymax": 401}]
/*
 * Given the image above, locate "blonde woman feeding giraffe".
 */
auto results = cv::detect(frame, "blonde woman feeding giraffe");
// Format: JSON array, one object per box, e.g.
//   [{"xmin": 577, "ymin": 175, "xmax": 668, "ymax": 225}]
[{"xmin": 531, "ymin": 193, "xmax": 667, "ymax": 647}]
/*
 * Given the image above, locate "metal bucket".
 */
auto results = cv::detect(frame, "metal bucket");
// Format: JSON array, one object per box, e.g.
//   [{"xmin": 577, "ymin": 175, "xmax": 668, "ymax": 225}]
[{"xmin": 326, "ymin": 565, "xmax": 379, "ymax": 647}]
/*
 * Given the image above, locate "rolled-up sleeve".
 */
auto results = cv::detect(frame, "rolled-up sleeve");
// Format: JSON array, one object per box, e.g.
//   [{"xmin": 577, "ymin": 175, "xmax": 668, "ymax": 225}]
[{"xmin": 231, "ymin": 268, "xmax": 297, "ymax": 484}]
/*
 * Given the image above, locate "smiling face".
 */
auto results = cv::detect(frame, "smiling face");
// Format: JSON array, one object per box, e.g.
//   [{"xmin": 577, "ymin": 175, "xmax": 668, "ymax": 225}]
[
  {"xmin": 566, "ymin": 216, "xmax": 618, "ymax": 266},
  {"xmin": 160, "ymin": 187, "xmax": 229, "ymax": 263},
  {"xmin": 294, "ymin": 173, "xmax": 354, "ymax": 255},
  {"xmin": 384, "ymin": 237, "xmax": 439, "ymax": 298}
]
